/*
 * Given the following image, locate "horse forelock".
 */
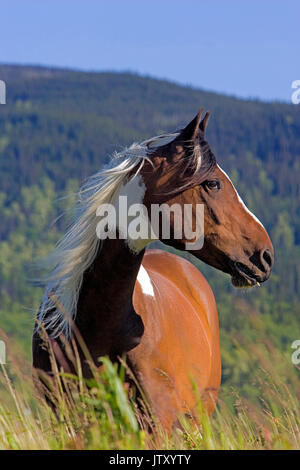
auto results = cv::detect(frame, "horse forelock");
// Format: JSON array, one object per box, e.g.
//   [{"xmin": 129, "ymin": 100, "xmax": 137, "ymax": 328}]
[{"xmin": 155, "ymin": 137, "xmax": 217, "ymax": 196}]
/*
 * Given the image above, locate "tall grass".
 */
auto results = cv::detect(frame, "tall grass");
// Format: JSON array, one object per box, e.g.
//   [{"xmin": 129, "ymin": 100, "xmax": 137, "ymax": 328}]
[{"xmin": 0, "ymin": 331, "xmax": 299, "ymax": 450}]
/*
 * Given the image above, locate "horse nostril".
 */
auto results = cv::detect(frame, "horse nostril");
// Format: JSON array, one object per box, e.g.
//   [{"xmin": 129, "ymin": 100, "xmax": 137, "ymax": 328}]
[{"xmin": 260, "ymin": 249, "xmax": 273, "ymax": 272}]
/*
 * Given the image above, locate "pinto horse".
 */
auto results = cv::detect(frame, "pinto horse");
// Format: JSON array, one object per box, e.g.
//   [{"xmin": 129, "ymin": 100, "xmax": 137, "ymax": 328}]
[{"xmin": 33, "ymin": 109, "xmax": 274, "ymax": 429}]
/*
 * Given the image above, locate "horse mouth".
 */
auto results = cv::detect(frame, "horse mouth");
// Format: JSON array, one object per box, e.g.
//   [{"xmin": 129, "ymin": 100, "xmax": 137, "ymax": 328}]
[{"xmin": 231, "ymin": 262, "xmax": 261, "ymax": 288}]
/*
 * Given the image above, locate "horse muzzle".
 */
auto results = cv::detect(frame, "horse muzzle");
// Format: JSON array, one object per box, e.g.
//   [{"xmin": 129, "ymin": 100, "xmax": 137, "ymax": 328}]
[{"xmin": 231, "ymin": 247, "xmax": 274, "ymax": 288}]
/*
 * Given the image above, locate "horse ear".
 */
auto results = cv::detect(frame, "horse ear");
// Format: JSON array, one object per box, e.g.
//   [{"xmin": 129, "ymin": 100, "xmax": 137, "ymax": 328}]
[
  {"xmin": 173, "ymin": 108, "xmax": 203, "ymax": 145},
  {"xmin": 199, "ymin": 111, "xmax": 210, "ymax": 133},
  {"xmin": 148, "ymin": 108, "xmax": 210, "ymax": 167}
]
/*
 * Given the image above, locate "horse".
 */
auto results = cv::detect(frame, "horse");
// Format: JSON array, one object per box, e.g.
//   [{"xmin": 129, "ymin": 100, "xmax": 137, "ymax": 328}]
[{"xmin": 32, "ymin": 109, "xmax": 274, "ymax": 430}]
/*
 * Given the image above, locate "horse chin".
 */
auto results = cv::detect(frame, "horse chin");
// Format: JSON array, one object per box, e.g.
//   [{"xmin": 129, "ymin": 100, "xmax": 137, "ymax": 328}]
[
  {"xmin": 231, "ymin": 262, "xmax": 261, "ymax": 289},
  {"xmin": 231, "ymin": 274, "xmax": 257, "ymax": 289}
]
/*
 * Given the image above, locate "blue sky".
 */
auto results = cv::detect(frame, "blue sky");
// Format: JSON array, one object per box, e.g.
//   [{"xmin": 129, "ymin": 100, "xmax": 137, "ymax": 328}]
[{"xmin": 0, "ymin": 0, "xmax": 299, "ymax": 101}]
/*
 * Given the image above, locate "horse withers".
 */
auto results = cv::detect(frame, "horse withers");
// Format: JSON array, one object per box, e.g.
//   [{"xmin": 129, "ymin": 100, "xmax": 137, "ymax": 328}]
[{"xmin": 33, "ymin": 109, "xmax": 273, "ymax": 429}]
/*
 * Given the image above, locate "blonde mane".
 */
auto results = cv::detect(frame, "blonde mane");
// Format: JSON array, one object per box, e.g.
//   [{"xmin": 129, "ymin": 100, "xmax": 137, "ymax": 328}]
[{"xmin": 38, "ymin": 133, "xmax": 178, "ymax": 338}]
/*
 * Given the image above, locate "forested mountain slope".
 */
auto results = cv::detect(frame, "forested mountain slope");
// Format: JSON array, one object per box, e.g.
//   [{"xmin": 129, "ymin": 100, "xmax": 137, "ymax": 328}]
[{"xmin": 0, "ymin": 64, "xmax": 299, "ymax": 398}]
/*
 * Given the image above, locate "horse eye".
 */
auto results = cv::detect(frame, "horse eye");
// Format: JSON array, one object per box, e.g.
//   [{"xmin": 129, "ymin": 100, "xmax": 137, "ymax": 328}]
[{"xmin": 205, "ymin": 180, "xmax": 221, "ymax": 191}]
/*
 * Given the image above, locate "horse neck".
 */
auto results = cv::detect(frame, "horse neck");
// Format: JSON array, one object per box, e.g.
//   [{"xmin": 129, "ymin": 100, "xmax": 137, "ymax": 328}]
[{"xmin": 75, "ymin": 237, "xmax": 145, "ymax": 362}]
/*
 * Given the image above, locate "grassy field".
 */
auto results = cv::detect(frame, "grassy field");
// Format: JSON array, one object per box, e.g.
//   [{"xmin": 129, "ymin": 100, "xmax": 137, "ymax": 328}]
[{"xmin": 0, "ymin": 329, "xmax": 299, "ymax": 451}]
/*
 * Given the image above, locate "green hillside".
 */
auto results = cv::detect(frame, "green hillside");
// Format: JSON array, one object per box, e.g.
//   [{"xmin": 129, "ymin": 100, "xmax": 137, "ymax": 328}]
[{"xmin": 0, "ymin": 64, "xmax": 299, "ymax": 403}]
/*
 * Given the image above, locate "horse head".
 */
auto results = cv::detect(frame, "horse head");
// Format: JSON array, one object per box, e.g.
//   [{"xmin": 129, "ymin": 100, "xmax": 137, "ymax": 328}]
[{"xmin": 141, "ymin": 109, "xmax": 274, "ymax": 288}]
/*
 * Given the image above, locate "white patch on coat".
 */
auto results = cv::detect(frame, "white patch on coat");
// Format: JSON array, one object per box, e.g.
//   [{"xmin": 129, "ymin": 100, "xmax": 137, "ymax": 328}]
[
  {"xmin": 137, "ymin": 265, "xmax": 155, "ymax": 297},
  {"xmin": 217, "ymin": 165, "xmax": 265, "ymax": 229}
]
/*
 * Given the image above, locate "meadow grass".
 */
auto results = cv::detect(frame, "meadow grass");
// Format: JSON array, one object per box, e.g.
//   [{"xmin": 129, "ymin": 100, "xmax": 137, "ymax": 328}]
[{"xmin": 0, "ymin": 332, "xmax": 299, "ymax": 450}]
